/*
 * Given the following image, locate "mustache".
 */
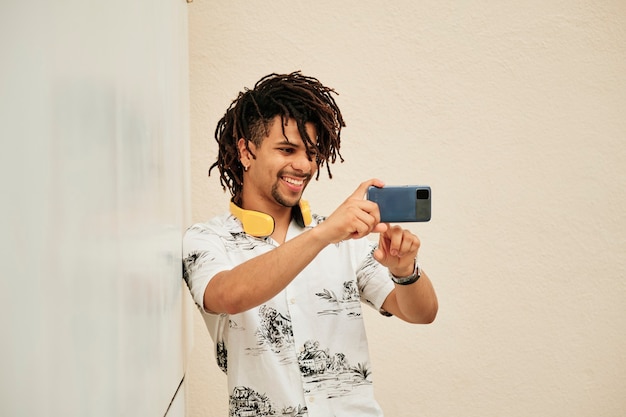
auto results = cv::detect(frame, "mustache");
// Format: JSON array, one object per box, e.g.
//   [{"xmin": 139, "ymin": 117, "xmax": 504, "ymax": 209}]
[{"xmin": 279, "ymin": 170, "xmax": 312, "ymax": 181}]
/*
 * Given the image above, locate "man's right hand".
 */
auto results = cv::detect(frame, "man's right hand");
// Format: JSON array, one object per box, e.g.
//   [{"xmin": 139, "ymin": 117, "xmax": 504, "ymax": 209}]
[{"xmin": 314, "ymin": 179, "xmax": 389, "ymax": 244}]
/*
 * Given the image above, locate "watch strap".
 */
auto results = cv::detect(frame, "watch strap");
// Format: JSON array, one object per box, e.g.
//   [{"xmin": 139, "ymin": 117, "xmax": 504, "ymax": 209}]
[{"xmin": 389, "ymin": 261, "xmax": 421, "ymax": 285}]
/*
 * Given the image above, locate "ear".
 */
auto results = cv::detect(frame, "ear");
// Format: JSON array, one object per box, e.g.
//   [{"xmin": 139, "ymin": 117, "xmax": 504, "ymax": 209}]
[{"xmin": 237, "ymin": 138, "xmax": 253, "ymax": 169}]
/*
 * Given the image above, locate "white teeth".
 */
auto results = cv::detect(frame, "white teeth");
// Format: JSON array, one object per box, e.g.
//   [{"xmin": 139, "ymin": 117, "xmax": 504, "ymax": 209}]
[{"xmin": 284, "ymin": 177, "xmax": 303, "ymax": 186}]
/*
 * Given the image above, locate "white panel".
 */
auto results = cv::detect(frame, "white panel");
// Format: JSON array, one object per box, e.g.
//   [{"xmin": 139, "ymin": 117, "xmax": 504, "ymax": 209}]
[{"xmin": 0, "ymin": 1, "xmax": 191, "ymax": 416}]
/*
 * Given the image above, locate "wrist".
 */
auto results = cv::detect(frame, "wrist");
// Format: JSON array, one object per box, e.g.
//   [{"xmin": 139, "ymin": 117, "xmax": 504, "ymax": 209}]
[
  {"xmin": 390, "ymin": 264, "xmax": 414, "ymax": 278},
  {"xmin": 389, "ymin": 260, "xmax": 421, "ymax": 285},
  {"xmin": 308, "ymin": 223, "xmax": 337, "ymax": 247}
]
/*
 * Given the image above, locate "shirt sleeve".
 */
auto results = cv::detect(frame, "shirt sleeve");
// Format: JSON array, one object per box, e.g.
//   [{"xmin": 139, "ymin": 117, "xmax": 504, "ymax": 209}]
[
  {"xmin": 182, "ymin": 223, "xmax": 233, "ymax": 314},
  {"xmin": 355, "ymin": 239, "xmax": 394, "ymax": 313}
]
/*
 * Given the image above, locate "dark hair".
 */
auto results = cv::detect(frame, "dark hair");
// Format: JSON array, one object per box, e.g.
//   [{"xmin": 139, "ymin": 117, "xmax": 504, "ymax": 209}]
[{"xmin": 209, "ymin": 71, "xmax": 345, "ymax": 201}]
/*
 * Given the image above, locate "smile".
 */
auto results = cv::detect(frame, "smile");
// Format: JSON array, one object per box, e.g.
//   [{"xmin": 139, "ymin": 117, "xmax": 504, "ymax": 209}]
[{"xmin": 283, "ymin": 177, "xmax": 305, "ymax": 186}]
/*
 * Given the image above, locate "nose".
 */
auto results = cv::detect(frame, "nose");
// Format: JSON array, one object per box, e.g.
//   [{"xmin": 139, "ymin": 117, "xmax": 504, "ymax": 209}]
[{"xmin": 291, "ymin": 150, "xmax": 314, "ymax": 173}]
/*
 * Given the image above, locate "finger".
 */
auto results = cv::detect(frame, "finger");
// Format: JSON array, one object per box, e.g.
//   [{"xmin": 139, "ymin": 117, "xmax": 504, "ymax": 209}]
[
  {"xmin": 372, "ymin": 222, "xmax": 388, "ymax": 234},
  {"xmin": 335, "ymin": 205, "xmax": 376, "ymax": 240},
  {"xmin": 396, "ymin": 231, "xmax": 420, "ymax": 258},
  {"xmin": 386, "ymin": 227, "xmax": 420, "ymax": 258},
  {"xmin": 372, "ymin": 245, "xmax": 385, "ymax": 263},
  {"xmin": 387, "ymin": 226, "xmax": 404, "ymax": 257},
  {"xmin": 350, "ymin": 178, "xmax": 386, "ymax": 200},
  {"xmin": 348, "ymin": 198, "xmax": 381, "ymax": 226},
  {"xmin": 373, "ymin": 233, "xmax": 390, "ymax": 263},
  {"xmin": 397, "ymin": 231, "xmax": 418, "ymax": 257},
  {"xmin": 349, "ymin": 218, "xmax": 376, "ymax": 239}
]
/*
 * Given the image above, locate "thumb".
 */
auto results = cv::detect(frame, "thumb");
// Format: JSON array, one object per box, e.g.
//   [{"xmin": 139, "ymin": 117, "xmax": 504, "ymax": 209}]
[
  {"xmin": 373, "ymin": 231, "xmax": 389, "ymax": 264},
  {"xmin": 373, "ymin": 247, "xmax": 385, "ymax": 264},
  {"xmin": 351, "ymin": 178, "xmax": 386, "ymax": 200},
  {"xmin": 373, "ymin": 222, "xmax": 388, "ymax": 234}
]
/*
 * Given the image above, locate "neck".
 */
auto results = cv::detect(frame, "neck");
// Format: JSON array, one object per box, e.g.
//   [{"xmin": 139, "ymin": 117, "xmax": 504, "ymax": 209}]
[{"xmin": 239, "ymin": 188, "xmax": 295, "ymax": 227}]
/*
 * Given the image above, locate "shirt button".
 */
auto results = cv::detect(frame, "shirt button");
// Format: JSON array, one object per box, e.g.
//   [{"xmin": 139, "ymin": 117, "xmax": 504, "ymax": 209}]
[
  {"xmin": 309, "ymin": 396, "xmax": 315, "ymax": 403},
  {"xmin": 290, "ymin": 298, "xmax": 296, "ymax": 304}
]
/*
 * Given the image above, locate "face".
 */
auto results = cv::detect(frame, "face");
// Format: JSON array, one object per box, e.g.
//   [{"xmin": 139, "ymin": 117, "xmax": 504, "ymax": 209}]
[{"xmin": 239, "ymin": 116, "xmax": 318, "ymax": 211}]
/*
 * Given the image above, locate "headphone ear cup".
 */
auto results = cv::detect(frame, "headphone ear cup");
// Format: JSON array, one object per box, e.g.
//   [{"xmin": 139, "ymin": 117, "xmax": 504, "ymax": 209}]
[
  {"xmin": 241, "ymin": 210, "xmax": 275, "ymax": 236},
  {"xmin": 230, "ymin": 201, "xmax": 275, "ymax": 237},
  {"xmin": 230, "ymin": 200, "xmax": 311, "ymax": 236},
  {"xmin": 299, "ymin": 200, "xmax": 312, "ymax": 226}
]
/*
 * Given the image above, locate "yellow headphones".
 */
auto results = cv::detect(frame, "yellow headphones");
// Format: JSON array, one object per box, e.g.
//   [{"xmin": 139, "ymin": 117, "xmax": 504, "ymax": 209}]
[{"xmin": 229, "ymin": 199, "xmax": 312, "ymax": 237}]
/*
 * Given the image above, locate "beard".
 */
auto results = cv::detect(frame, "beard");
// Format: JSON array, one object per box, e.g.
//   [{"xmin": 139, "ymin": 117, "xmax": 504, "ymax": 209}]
[
  {"xmin": 271, "ymin": 183, "xmax": 300, "ymax": 208},
  {"xmin": 270, "ymin": 170, "xmax": 310, "ymax": 208}
]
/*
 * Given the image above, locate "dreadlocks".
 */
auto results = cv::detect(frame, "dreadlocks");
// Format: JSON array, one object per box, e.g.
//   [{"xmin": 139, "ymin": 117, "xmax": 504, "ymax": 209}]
[{"xmin": 209, "ymin": 71, "xmax": 345, "ymax": 202}]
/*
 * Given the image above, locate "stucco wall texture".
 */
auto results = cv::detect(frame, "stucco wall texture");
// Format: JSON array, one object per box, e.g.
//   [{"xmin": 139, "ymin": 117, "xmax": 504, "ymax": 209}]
[{"xmin": 185, "ymin": 2, "xmax": 626, "ymax": 416}]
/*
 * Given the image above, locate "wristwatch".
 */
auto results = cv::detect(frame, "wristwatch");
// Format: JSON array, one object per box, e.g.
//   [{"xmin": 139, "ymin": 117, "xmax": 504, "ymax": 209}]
[{"xmin": 389, "ymin": 261, "xmax": 421, "ymax": 285}]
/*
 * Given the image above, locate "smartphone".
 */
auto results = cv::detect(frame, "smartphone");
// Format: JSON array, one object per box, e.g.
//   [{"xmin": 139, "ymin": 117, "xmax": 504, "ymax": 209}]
[{"xmin": 366, "ymin": 185, "xmax": 431, "ymax": 222}]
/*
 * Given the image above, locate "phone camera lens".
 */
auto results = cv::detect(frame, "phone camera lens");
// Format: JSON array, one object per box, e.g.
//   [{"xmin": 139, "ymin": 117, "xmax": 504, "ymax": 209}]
[{"xmin": 416, "ymin": 189, "xmax": 430, "ymax": 200}]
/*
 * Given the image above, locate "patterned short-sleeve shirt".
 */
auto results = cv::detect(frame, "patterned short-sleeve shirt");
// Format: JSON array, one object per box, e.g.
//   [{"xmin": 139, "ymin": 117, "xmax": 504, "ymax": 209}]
[{"xmin": 183, "ymin": 212, "xmax": 394, "ymax": 417}]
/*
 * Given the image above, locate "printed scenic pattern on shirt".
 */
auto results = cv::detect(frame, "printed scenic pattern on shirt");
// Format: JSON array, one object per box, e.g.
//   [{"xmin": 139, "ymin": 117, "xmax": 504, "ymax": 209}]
[
  {"xmin": 217, "ymin": 339, "xmax": 227, "ymax": 373},
  {"xmin": 182, "ymin": 250, "xmax": 212, "ymax": 286},
  {"xmin": 216, "ymin": 319, "xmax": 247, "ymax": 374},
  {"xmin": 183, "ymin": 221, "xmax": 264, "ymax": 289},
  {"xmin": 229, "ymin": 386, "xmax": 308, "ymax": 417},
  {"xmin": 357, "ymin": 245, "xmax": 385, "ymax": 310},
  {"xmin": 246, "ymin": 305, "xmax": 297, "ymax": 365},
  {"xmin": 188, "ymin": 221, "xmax": 270, "ymax": 252},
  {"xmin": 297, "ymin": 339, "xmax": 372, "ymax": 399},
  {"xmin": 315, "ymin": 280, "xmax": 361, "ymax": 318},
  {"xmin": 221, "ymin": 231, "xmax": 269, "ymax": 251},
  {"xmin": 187, "ymin": 216, "xmax": 380, "ymax": 414}
]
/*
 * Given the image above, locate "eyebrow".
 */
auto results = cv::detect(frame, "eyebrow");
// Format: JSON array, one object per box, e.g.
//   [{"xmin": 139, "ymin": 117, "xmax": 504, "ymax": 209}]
[
  {"xmin": 276, "ymin": 138, "xmax": 299, "ymax": 147},
  {"xmin": 275, "ymin": 136, "xmax": 318, "ymax": 153}
]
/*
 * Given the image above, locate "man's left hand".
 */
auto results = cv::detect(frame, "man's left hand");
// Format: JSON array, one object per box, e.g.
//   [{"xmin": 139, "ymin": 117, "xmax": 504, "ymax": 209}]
[{"xmin": 372, "ymin": 224, "xmax": 420, "ymax": 276}]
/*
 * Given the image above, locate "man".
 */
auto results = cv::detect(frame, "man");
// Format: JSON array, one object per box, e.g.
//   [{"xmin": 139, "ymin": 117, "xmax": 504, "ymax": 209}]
[{"xmin": 183, "ymin": 72, "xmax": 438, "ymax": 416}]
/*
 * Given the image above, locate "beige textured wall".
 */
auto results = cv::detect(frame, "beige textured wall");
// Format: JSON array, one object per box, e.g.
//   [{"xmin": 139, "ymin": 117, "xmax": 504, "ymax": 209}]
[{"xmin": 185, "ymin": 1, "xmax": 626, "ymax": 416}]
